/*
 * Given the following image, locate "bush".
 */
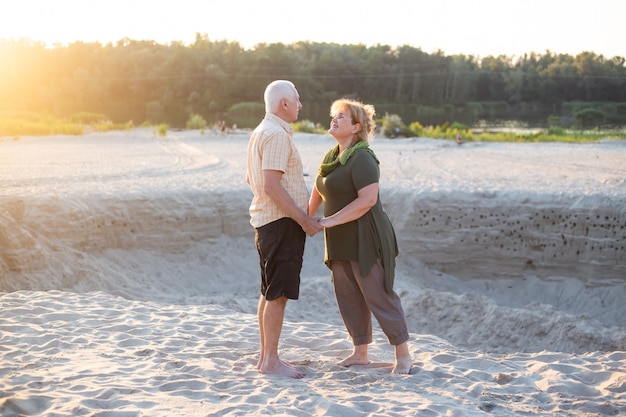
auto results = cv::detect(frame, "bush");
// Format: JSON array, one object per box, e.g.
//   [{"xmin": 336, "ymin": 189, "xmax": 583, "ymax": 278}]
[
  {"xmin": 186, "ymin": 113, "xmax": 207, "ymax": 130},
  {"xmin": 547, "ymin": 126, "xmax": 565, "ymax": 135},
  {"xmin": 449, "ymin": 122, "xmax": 468, "ymax": 131},
  {"xmin": 399, "ymin": 125, "xmax": 415, "ymax": 137},
  {"xmin": 574, "ymin": 108, "xmax": 605, "ymax": 128},
  {"xmin": 154, "ymin": 123, "xmax": 169, "ymax": 137},
  {"xmin": 547, "ymin": 115, "xmax": 561, "ymax": 127},
  {"xmin": 293, "ymin": 119, "xmax": 325, "ymax": 134},
  {"xmin": 409, "ymin": 121, "xmax": 424, "ymax": 137},
  {"xmin": 228, "ymin": 102, "xmax": 264, "ymax": 128},
  {"xmin": 381, "ymin": 113, "xmax": 405, "ymax": 138}
]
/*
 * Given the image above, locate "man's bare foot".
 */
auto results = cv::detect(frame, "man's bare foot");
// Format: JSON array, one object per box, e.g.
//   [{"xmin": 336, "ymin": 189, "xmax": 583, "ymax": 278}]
[
  {"xmin": 391, "ymin": 355, "xmax": 412, "ymax": 374},
  {"xmin": 257, "ymin": 357, "xmax": 293, "ymax": 370},
  {"xmin": 337, "ymin": 353, "xmax": 370, "ymax": 367},
  {"xmin": 260, "ymin": 359, "xmax": 305, "ymax": 379}
]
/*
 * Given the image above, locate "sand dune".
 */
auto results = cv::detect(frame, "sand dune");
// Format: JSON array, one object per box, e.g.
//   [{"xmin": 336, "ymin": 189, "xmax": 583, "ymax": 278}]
[{"xmin": 0, "ymin": 128, "xmax": 625, "ymax": 416}]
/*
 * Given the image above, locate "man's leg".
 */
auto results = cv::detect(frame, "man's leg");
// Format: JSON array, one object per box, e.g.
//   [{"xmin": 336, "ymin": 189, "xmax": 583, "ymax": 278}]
[
  {"xmin": 256, "ymin": 294, "xmax": 266, "ymax": 370},
  {"xmin": 259, "ymin": 296, "xmax": 304, "ymax": 379}
]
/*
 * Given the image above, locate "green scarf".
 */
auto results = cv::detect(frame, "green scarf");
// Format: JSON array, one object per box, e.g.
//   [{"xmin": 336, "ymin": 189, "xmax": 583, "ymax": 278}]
[{"xmin": 318, "ymin": 141, "xmax": 378, "ymax": 177}]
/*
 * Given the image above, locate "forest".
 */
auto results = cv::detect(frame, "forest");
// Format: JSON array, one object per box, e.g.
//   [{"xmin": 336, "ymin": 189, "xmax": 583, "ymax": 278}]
[{"xmin": 1, "ymin": 34, "xmax": 626, "ymax": 130}]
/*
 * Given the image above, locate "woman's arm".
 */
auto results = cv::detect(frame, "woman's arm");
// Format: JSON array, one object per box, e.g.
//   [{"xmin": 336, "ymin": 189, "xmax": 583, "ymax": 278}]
[
  {"xmin": 318, "ymin": 182, "xmax": 378, "ymax": 228},
  {"xmin": 308, "ymin": 182, "xmax": 323, "ymax": 217}
]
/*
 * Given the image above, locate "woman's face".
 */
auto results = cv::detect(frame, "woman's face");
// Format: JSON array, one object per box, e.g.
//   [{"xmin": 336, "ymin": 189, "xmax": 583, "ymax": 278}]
[{"xmin": 328, "ymin": 107, "xmax": 358, "ymax": 140}]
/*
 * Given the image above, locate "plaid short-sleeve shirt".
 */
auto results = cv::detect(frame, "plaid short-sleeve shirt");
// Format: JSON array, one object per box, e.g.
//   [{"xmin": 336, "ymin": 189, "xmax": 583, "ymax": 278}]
[{"xmin": 246, "ymin": 113, "xmax": 309, "ymax": 228}]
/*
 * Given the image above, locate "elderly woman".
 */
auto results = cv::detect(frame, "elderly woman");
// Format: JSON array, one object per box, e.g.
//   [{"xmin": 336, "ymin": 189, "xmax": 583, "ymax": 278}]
[{"xmin": 309, "ymin": 98, "xmax": 412, "ymax": 374}]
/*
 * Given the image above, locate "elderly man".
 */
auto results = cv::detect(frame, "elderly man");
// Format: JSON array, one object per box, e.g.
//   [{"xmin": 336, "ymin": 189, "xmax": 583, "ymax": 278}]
[{"xmin": 246, "ymin": 80, "xmax": 322, "ymax": 378}]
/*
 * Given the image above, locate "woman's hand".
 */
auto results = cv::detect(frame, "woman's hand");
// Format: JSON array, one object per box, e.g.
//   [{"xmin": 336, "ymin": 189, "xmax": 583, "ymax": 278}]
[{"xmin": 318, "ymin": 217, "xmax": 335, "ymax": 228}]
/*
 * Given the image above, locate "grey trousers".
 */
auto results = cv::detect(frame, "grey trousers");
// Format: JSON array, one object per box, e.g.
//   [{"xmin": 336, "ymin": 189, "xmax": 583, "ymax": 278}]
[{"xmin": 330, "ymin": 259, "xmax": 409, "ymax": 346}]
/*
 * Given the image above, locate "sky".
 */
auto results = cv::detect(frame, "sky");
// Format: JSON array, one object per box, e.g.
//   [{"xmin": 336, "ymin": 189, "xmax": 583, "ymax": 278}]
[{"xmin": 1, "ymin": 0, "xmax": 624, "ymax": 58}]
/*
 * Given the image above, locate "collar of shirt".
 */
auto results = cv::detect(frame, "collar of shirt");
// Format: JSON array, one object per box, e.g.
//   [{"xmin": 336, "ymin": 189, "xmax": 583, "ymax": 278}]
[{"xmin": 265, "ymin": 112, "xmax": 294, "ymax": 134}]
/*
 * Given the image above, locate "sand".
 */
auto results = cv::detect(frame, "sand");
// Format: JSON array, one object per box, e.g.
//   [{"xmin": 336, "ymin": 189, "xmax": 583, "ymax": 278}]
[{"xmin": 1, "ymin": 128, "xmax": 625, "ymax": 416}]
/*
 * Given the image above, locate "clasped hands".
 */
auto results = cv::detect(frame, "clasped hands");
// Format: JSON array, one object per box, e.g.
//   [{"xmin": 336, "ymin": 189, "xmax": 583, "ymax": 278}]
[{"xmin": 303, "ymin": 215, "xmax": 336, "ymax": 236}]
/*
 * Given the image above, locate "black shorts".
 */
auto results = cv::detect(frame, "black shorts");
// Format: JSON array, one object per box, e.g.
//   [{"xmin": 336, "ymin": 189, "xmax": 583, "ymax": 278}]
[{"xmin": 254, "ymin": 217, "xmax": 306, "ymax": 300}]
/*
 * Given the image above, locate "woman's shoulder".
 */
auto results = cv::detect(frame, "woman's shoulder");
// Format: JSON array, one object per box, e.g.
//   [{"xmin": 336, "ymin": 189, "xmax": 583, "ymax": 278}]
[{"xmin": 349, "ymin": 148, "xmax": 379, "ymax": 166}]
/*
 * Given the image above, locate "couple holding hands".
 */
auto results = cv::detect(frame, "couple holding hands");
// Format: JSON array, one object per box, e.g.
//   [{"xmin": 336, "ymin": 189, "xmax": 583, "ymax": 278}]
[{"xmin": 246, "ymin": 80, "xmax": 412, "ymax": 379}]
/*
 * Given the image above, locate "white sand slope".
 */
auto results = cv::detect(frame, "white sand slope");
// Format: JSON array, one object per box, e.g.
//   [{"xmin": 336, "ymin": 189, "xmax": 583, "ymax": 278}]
[
  {"xmin": 1, "ymin": 290, "xmax": 625, "ymax": 416},
  {"xmin": 0, "ymin": 129, "xmax": 625, "ymax": 416}
]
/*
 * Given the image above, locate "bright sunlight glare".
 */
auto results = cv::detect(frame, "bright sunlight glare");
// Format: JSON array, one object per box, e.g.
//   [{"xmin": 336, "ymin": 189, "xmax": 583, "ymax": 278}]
[{"xmin": 1, "ymin": 0, "xmax": 624, "ymax": 58}]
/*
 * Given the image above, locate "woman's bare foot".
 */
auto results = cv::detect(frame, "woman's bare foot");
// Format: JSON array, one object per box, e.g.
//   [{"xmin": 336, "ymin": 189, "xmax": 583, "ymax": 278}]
[
  {"xmin": 391, "ymin": 355, "xmax": 412, "ymax": 374},
  {"xmin": 337, "ymin": 354, "xmax": 370, "ymax": 367},
  {"xmin": 391, "ymin": 342, "xmax": 412, "ymax": 374},
  {"xmin": 337, "ymin": 345, "xmax": 369, "ymax": 367}
]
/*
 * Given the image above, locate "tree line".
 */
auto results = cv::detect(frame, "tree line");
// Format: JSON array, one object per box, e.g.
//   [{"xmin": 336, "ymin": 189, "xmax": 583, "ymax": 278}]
[{"xmin": 2, "ymin": 34, "xmax": 625, "ymax": 129}]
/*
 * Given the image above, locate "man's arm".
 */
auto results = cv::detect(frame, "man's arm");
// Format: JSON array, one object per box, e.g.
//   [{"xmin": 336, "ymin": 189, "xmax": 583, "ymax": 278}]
[{"xmin": 263, "ymin": 170, "xmax": 322, "ymax": 236}]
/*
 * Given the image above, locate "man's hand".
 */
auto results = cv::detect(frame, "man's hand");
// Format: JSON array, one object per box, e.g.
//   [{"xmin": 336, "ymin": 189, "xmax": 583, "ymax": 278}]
[
  {"xmin": 263, "ymin": 170, "xmax": 322, "ymax": 237},
  {"xmin": 301, "ymin": 215, "xmax": 323, "ymax": 237}
]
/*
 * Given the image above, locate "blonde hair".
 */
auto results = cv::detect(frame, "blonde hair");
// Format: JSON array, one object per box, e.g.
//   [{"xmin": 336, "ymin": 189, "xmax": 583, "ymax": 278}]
[
  {"xmin": 330, "ymin": 98, "xmax": 376, "ymax": 142},
  {"xmin": 264, "ymin": 80, "xmax": 296, "ymax": 113}
]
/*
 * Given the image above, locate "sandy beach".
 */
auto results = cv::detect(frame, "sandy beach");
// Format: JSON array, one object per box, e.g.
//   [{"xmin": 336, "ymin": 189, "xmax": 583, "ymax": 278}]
[{"xmin": 1, "ymin": 128, "xmax": 625, "ymax": 416}]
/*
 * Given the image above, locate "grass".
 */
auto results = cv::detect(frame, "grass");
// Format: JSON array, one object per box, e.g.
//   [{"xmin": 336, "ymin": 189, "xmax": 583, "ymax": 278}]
[
  {"xmin": 0, "ymin": 116, "xmax": 84, "ymax": 136},
  {"xmin": 2, "ymin": 111, "xmax": 624, "ymax": 144},
  {"xmin": 429, "ymin": 127, "xmax": 626, "ymax": 143},
  {"xmin": 153, "ymin": 123, "xmax": 169, "ymax": 137},
  {"xmin": 0, "ymin": 112, "xmax": 140, "ymax": 137},
  {"xmin": 399, "ymin": 120, "xmax": 626, "ymax": 143}
]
